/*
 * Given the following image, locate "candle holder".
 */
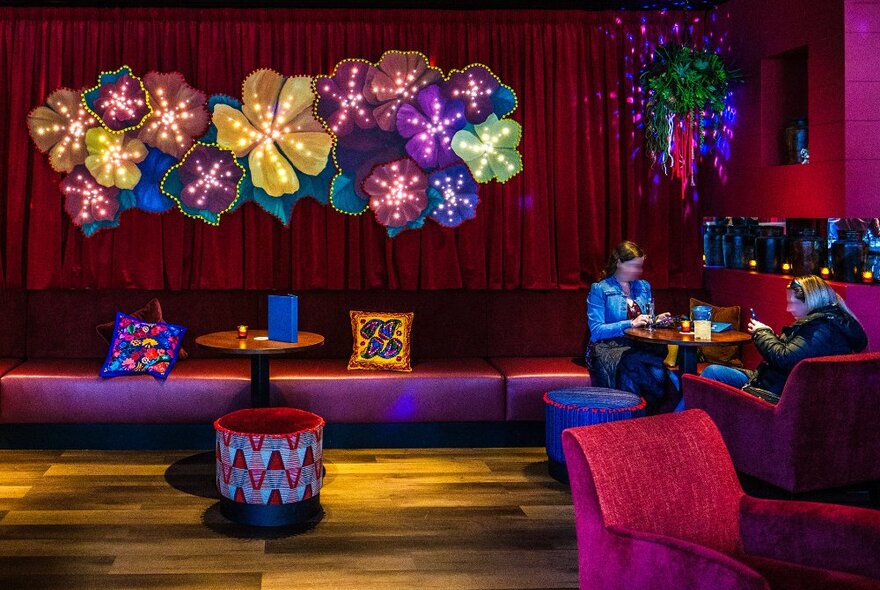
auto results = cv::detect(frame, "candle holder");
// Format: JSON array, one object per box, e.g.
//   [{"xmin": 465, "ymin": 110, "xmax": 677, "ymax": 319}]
[
  {"xmin": 680, "ymin": 319, "xmax": 692, "ymax": 333},
  {"xmin": 820, "ymin": 267, "xmax": 831, "ymax": 279},
  {"xmin": 781, "ymin": 262, "xmax": 792, "ymax": 274},
  {"xmin": 862, "ymin": 271, "xmax": 874, "ymax": 284},
  {"xmin": 237, "ymin": 325, "xmax": 248, "ymax": 339},
  {"xmin": 748, "ymin": 259, "xmax": 757, "ymax": 270}
]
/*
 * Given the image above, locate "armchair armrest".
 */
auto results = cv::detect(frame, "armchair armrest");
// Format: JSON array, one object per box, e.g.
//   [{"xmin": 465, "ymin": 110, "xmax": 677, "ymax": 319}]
[
  {"xmin": 740, "ymin": 495, "xmax": 880, "ymax": 580},
  {"xmin": 599, "ymin": 525, "xmax": 769, "ymax": 590},
  {"xmin": 683, "ymin": 374, "xmax": 776, "ymax": 413}
]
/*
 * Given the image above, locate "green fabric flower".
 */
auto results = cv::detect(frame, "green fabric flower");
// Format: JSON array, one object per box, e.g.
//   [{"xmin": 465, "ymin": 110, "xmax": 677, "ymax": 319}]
[{"xmin": 451, "ymin": 114, "xmax": 522, "ymax": 183}]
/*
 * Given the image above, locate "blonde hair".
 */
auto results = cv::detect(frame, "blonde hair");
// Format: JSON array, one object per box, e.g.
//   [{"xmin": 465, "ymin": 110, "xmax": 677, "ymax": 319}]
[{"xmin": 788, "ymin": 275, "xmax": 859, "ymax": 320}]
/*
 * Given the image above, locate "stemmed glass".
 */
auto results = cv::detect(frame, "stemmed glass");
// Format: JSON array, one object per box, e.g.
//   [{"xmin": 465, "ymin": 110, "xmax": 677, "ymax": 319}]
[{"xmin": 644, "ymin": 299, "xmax": 656, "ymax": 331}]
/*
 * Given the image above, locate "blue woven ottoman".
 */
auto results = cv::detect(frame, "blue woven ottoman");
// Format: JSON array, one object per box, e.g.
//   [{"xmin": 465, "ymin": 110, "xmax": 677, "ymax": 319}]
[{"xmin": 544, "ymin": 387, "xmax": 646, "ymax": 483}]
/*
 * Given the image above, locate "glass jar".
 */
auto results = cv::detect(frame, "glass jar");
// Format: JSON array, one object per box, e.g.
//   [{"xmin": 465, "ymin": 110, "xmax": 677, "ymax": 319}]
[
  {"xmin": 789, "ymin": 228, "xmax": 826, "ymax": 277},
  {"xmin": 723, "ymin": 225, "xmax": 755, "ymax": 270},
  {"xmin": 831, "ymin": 230, "xmax": 867, "ymax": 283},
  {"xmin": 703, "ymin": 222, "xmax": 725, "ymax": 267},
  {"xmin": 755, "ymin": 226, "xmax": 788, "ymax": 273}
]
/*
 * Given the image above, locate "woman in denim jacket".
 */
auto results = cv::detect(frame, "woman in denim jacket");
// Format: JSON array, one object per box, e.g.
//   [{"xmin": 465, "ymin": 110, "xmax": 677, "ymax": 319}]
[{"xmin": 586, "ymin": 241, "xmax": 672, "ymax": 412}]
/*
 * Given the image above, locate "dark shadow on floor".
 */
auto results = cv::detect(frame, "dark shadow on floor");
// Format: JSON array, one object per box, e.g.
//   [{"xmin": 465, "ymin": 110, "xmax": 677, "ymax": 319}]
[
  {"xmin": 523, "ymin": 459, "xmax": 570, "ymax": 491},
  {"xmin": 201, "ymin": 502, "xmax": 324, "ymax": 539},
  {"xmin": 164, "ymin": 451, "xmax": 219, "ymax": 499},
  {"xmin": 739, "ymin": 473, "xmax": 878, "ymax": 510}
]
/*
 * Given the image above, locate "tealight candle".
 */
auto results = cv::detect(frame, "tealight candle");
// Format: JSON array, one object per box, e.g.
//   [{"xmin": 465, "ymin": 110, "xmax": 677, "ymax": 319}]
[
  {"xmin": 748, "ymin": 259, "xmax": 757, "ymax": 270},
  {"xmin": 680, "ymin": 319, "xmax": 692, "ymax": 332},
  {"xmin": 862, "ymin": 271, "xmax": 874, "ymax": 283},
  {"xmin": 820, "ymin": 267, "xmax": 831, "ymax": 279},
  {"xmin": 237, "ymin": 325, "xmax": 248, "ymax": 339},
  {"xmin": 781, "ymin": 262, "xmax": 792, "ymax": 273}
]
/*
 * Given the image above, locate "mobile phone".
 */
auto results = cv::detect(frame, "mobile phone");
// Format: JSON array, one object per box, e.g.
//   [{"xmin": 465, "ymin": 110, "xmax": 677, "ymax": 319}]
[{"xmin": 750, "ymin": 307, "xmax": 758, "ymax": 320}]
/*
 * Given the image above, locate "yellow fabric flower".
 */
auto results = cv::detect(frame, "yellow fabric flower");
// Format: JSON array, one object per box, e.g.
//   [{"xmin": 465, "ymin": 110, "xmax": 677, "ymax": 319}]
[
  {"xmin": 213, "ymin": 70, "xmax": 333, "ymax": 197},
  {"xmin": 84, "ymin": 128, "xmax": 148, "ymax": 190}
]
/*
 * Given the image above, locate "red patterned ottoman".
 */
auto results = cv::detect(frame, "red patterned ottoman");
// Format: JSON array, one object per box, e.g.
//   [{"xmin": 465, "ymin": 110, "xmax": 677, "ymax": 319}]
[{"xmin": 214, "ymin": 407, "xmax": 324, "ymax": 526}]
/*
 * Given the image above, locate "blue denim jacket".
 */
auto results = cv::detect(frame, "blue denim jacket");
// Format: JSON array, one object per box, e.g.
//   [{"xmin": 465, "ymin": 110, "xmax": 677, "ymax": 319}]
[{"xmin": 587, "ymin": 276, "xmax": 653, "ymax": 342}]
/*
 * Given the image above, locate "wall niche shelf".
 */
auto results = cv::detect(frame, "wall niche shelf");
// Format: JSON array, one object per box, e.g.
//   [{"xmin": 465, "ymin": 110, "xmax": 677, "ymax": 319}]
[{"xmin": 761, "ymin": 46, "xmax": 808, "ymax": 167}]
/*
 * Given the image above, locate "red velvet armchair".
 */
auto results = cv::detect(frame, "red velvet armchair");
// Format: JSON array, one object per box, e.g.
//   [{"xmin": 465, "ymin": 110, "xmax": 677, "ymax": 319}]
[
  {"xmin": 682, "ymin": 353, "xmax": 880, "ymax": 493},
  {"xmin": 561, "ymin": 410, "xmax": 880, "ymax": 590}
]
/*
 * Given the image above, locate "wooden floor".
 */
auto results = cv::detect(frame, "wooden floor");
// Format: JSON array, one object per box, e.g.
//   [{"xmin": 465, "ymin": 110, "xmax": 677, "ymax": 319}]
[{"xmin": 0, "ymin": 448, "xmax": 578, "ymax": 590}]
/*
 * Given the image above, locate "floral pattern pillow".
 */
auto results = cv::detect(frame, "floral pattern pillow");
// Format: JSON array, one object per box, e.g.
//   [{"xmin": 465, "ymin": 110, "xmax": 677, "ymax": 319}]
[
  {"xmin": 100, "ymin": 312, "xmax": 187, "ymax": 379},
  {"xmin": 347, "ymin": 311, "xmax": 414, "ymax": 372}
]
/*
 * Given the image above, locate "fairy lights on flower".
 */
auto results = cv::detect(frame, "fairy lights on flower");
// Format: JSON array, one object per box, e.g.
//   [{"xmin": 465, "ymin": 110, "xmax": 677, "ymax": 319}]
[
  {"xmin": 84, "ymin": 127, "xmax": 148, "ymax": 190},
  {"xmin": 427, "ymin": 164, "xmax": 479, "ymax": 227},
  {"xmin": 451, "ymin": 114, "xmax": 522, "ymax": 183},
  {"xmin": 27, "ymin": 88, "xmax": 99, "ymax": 173},
  {"xmin": 315, "ymin": 60, "xmax": 375, "ymax": 136},
  {"xmin": 161, "ymin": 143, "xmax": 245, "ymax": 224},
  {"xmin": 396, "ymin": 85, "xmax": 466, "ymax": 170},
  {"xmin": 213, "ymin": 69, "xmax": 333, "ymax": 197},
  {"xmin": 362, "ymin": 158, "xmax": 428, "ymax": 227},
  {"xmin": 61, "ymin": 166, "xmax": 121, "ymax": 227},
  {"xmin": 83, "ymin": 67, "xmax": 152, "ymax": 133},
  {"xmin": 363, "ymin": 51, "xmax": 442, "ymax": 132},
  {"xmin": 443, "ymin": 65, "xmax": 503, "ymax": 124},
  {"xmin": 138, "ymin": 72, "xmax": 209, "ymax": 158}
]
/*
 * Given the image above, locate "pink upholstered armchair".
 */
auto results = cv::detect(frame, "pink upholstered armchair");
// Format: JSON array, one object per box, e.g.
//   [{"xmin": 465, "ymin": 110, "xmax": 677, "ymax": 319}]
[
  {"xmin": 683, "ymin": 353, "xmax": 880, "ymax": 493},
  {"xmin": 561, "ymin": 410, "xmax": 880, "ymax": 590}
]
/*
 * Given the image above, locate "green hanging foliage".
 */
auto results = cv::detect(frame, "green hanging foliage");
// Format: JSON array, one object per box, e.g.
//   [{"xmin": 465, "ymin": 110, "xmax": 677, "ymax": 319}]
[{"xmin": 640, "ymin": 43, "xmax": 741, "ymax": 172}]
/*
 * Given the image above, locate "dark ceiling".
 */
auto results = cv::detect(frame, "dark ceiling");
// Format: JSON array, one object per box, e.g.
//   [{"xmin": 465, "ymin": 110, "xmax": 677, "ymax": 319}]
[{"xmin": 0, "ymin": 1, "xmax": 728, "ymax": 9}]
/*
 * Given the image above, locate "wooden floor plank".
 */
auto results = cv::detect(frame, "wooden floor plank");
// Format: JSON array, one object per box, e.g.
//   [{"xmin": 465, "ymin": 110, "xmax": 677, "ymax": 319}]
[{"xmin": 0, "ymin": 447, "xmax": 578, "ymax": 589}]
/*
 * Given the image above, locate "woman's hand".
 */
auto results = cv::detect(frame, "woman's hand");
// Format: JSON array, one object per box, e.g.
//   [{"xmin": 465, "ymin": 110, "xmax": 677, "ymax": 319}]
[
  {"xmin": 747, "ymin": 319, "xmax": 771, "ymax": 334},
  {"xmin": 631, "ymin": 314, "xmax": 651, "ymax": 328},
  {"xmin": 656, "ymin": 312, "xmax": 671, "ymax": 322}
]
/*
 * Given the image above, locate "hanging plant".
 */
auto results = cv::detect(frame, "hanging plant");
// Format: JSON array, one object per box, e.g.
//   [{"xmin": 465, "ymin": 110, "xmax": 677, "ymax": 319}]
[{"xmin": 640, "ymin": 43, "xmax": 741, "ymax": 191}]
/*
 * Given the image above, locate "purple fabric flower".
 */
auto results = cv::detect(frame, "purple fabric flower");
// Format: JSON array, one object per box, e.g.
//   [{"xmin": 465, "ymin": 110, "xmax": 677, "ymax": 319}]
[
  {"xmin": 315, "ymin": 60, "xmax": 376, "ymax": 137},
  {"xmin": 442, "ymin": 65, "xmax": 500, "ymax": 124},
  {"xmin": 61, "ymin": 166, "xmax": 121, "ymax": 226},
  {"xmin": 177, "ymin": 144, "xmax": 245, "ymax": 213},
  {"xmin": 396, "ymin": 85, "xmax": 466, "ymax": 170},
  {"xmin": 363, "ymin": 52, "xmax": 442, "ymax": 132},
  {"xmin": 93, "ymin": 74, "xmax": 151, "ymax": 132},
  {"xmin": 361, "ymin": 158, "xmax": 428, "ymax": 228},
  {"xmin": 427, "ymin": 164, "xmax": 479, "ymax": 227}
]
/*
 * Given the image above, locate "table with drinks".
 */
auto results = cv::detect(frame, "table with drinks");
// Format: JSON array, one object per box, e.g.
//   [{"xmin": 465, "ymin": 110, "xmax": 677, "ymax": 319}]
[{"xmin": 624, "ymin": 304, "xmax": 752, "ymax": 376}]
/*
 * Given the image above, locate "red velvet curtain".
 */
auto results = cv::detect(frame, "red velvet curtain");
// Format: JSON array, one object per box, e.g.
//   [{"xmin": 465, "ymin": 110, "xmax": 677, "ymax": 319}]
[{"xmin": 0, "ymin": 7, "xmax": 710, "ymax": 290}]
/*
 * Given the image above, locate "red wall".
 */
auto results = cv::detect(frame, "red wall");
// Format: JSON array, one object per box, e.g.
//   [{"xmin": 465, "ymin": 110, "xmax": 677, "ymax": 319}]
[{"xmin": 702, "ymin": 0, "xmax": 880, "ymax": 217}]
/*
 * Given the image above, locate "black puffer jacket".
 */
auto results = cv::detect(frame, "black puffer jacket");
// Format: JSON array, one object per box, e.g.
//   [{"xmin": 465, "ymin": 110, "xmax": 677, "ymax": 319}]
[{"xmin": 749, "ymin": 304, "xmax": 868, "ymax": 395}]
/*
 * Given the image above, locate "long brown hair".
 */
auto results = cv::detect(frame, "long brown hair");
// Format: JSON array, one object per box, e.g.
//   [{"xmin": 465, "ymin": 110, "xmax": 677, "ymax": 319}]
[{"xmin": 602, "ymin": 241, "xmax": 644, "ymax": 279}]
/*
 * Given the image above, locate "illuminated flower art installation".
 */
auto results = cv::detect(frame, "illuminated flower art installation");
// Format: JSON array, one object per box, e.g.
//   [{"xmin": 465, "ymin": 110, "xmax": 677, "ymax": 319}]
[
  {"xmin": 84, "ymin": 127, "xmax": 149, "ymax": 190},
  {"xmin": 27, "ymin": 88, "xmax": 100, "ymax": 173},
  {"xmin": 29, "ymin": 55, "xmax": 520, "ymax": 237},
  {"xmin": 83, "ymin": 66, "xmax": 152, "ymax": 133},
  {"xmin": 213, "ymin": 69, "xmax": 333, "ymax": 198},
  {"xmin": 161, "ymin": 143, "xmax": 245, "ymax": 225},
  {"xmin": 138, "ymin": 72, "xmax": 210, "ymax": 159},
  {"xmin": 451, "ymin": 114, "xmax": 522, "ymax": 183},
  {"xmin": 362, "ymin": 51, "xmax": 442, "ymax": 132}
]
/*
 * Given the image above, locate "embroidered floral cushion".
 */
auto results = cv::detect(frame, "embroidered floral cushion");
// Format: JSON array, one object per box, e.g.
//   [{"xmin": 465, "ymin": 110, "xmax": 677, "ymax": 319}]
[
  {"xmin": 100, "ymin": 312, "xmax": 187, "ymax": 379},
  {"xmin": 347, "ymin": 311, "xmax": 414, "ymax": 372},
  {"xmin": 96, "ymin": 298, "xmax": 188, "ymax": 360}
]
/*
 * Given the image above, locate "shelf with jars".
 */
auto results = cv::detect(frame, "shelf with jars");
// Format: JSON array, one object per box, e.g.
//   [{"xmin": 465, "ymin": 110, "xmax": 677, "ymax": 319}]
[{"xmin": 702, "ymin": 217, "xmax": 880, "ymax": 285}]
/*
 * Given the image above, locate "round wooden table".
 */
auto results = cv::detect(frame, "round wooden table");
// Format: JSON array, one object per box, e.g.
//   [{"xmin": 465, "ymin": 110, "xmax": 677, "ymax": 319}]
[
  {"xmin": 624, "ymin": 327, "xmax": 752, "ymax": 376},
  {"xmin": 195, "ymin": 330, "xmax": 324, "ymax": 408}
]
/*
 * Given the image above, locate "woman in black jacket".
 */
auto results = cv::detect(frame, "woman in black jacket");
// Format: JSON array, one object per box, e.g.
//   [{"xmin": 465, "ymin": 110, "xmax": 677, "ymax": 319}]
[{"xmin": 699, "ymin": 274, "xmax": 868, "ymax": 397}]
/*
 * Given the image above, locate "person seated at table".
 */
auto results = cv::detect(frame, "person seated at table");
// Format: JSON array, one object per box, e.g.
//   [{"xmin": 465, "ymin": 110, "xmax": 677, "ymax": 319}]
[
  {"xmin": 586, "ymin": 240, "xmax": 674, "ymax": 413},
  {"xmin": 699, "ymin": 274, "xmax": 867, "ymax": 397}
]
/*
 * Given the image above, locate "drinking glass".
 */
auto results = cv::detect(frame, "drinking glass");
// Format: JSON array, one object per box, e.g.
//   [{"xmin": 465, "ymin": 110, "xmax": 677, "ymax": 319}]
[{"xmin": 644, "ymin": 299, "xmax": 656, "ymax": 331}]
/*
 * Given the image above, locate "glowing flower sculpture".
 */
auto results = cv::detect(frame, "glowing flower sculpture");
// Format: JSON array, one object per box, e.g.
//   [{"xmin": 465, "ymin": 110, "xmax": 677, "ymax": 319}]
[
  {"xmin": 83, "ymin": 66, "xmax": 152, "ymax": 133},
  {"xmin": 314, "ymin": 60, "xmax": 376, "ymax": 137},
  {"xmin": 363, "ymin": 51, "xmax": 442, "ymax": 132},
  {"xmin": 27, "ymin": 88, "xmax": 100, "ymax": 173},
  {"xmin": 138, "ymin": 72, "xmax": 210, "ymax": 158},
  {"xmin": 396, "ymin": 85, "xmax": 466, "ymax": 170},
  {"xmin": 443, "ymin": 64, "xmax": 517, "ymax": 124},
  {"xmin": 61, "ymin": 166, "xmax": 132, "ymax": 236},
  {"xmin": 213, "ymin": 69, "xmax": 333, "ymax": 198},
  {"xmin": 161, "ymin": 143, "xmax": 245, "ymax": 225},
  {"xmin": 362, "ymin": 158, "xmax": 437, "ymax": 237},
  {"xmin": 84, "ymin": 127, "xmax": 148, "ymax": 190},
  {"xmin": 451, "ymin": 114, "xmax": 522, "ymax": 183},
  {"xmin": 427, "ymin": 164, "xmax": 479, "ymax": 228}
]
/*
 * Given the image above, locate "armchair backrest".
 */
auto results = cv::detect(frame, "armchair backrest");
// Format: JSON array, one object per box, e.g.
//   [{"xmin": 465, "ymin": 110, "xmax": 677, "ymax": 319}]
[
  {"xmin": 775, "ymin": 352, "xmax": 880, "ymax": 487},
  {"xmin": 562, "ymin": 410, "xmax": 744, "ymax": 555}
]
